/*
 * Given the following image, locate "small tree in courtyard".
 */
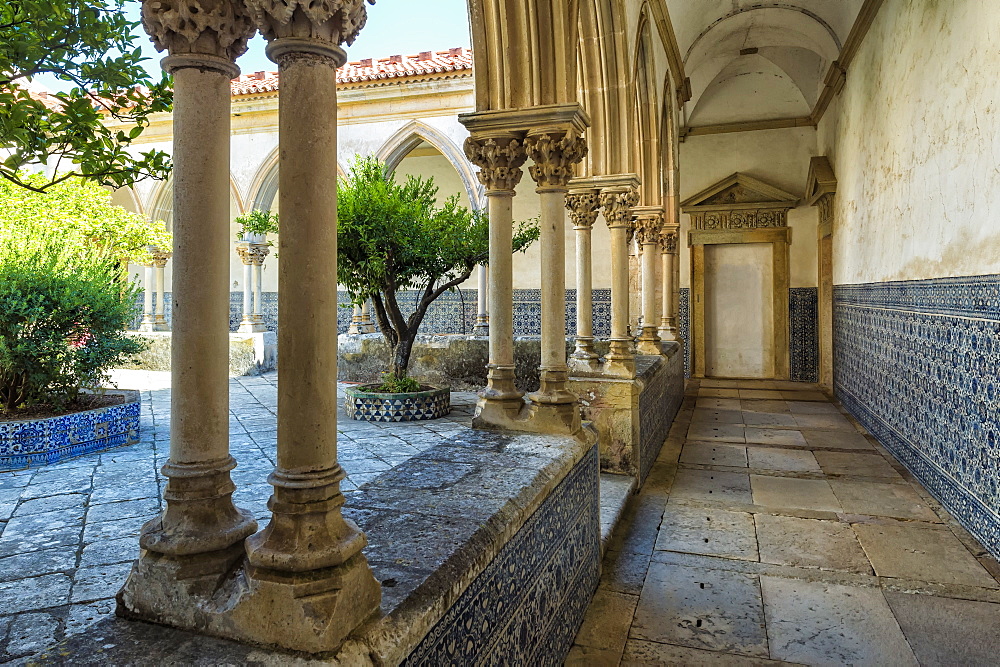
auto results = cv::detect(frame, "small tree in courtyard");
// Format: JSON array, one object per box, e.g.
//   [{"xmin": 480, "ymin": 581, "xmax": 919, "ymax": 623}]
[{"xmin": 337, "ymin": 156, "xmax": 538, "ymax": 388}]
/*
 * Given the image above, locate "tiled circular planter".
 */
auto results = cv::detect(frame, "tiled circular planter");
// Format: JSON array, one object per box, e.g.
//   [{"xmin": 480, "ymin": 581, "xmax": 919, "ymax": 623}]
[
  {"xmin": 0, "ymin": 390, "xmax": 141, "ymax": 471},
  {"xmin": 344, "ymin": 385, "xmax": 450, "ymax": 422}
]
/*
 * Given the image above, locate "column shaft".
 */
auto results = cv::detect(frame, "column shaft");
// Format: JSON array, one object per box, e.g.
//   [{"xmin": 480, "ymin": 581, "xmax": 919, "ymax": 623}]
[
  {"xmin": 473, "ymin": 263, "xmax": 489, "ymax": 335},
  {"xmin": 566, "ymin": 189, "xmax": 600, "ymax": 369},
  {"xmin": 141, "ymin": 264, "xmax": 155, "ymax": 331},
  {"xmin": 601, "ymin": 186, "xmax": 639, "ymax": 376},
  {"xmin": 483, "ymin": 191, "xmax": 520, "ymax": 400},
  {"xmin": 242, "ymin": 260, "xmax": 253, "ymax": 324},
  {"xmin": 253, "ymin": 261, "xmax": 263, "ymax": 323},
  {"xmin": 532, "ymin": 188, "xmax": 572, "ymax": 402},
  {"xmin": 154, "ymin": 264, "xmax": 167, "ymax": 329}
]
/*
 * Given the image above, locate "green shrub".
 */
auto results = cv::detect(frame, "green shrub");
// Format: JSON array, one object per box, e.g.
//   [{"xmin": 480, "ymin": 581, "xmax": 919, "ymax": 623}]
[
  {"xmin": 375, "ymin": 373, "xmax": 422, "ymax": 394},
  {"xmin": 0, "ymin": 229, "xmax": 144, "ymax": 413}
]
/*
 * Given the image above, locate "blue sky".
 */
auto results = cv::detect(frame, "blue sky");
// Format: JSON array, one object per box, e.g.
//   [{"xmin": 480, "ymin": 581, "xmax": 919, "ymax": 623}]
[{"xmin": 129, "ymin": 0, "xmax": 472, "ymax": 77}]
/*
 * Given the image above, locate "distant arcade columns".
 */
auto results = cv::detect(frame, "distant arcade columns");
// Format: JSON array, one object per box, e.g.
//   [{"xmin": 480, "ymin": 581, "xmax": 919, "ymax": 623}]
[
  {"xmin": 599, "ymin": 181, "xmax": 640, "ymax": 377},
  {"xmin": 633, "ymin": 207, "xmax": 663, "ymax": 355},
  {"xmin": 658, "ymin": 227, "xmax": 680, "ymax": 342},
  {"xmin": 236, "ymin": 242, "xmax": 269, "ymax": 333},
  {"xmin": 566, "ymin": 188, "xmax": 601, "ymax": 371},
  {"xmin": 139, "ymin": 246, "xmax": 171, "ymax": 332}
]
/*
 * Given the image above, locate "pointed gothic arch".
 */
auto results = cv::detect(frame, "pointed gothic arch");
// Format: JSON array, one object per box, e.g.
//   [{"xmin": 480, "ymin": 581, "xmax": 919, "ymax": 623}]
[{"xmin": 248, "ymin": 145, "xmax": 348, "ymax": 213}]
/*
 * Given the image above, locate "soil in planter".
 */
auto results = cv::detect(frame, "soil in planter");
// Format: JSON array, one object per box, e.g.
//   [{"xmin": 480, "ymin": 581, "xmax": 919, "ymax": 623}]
[
  {"xmin": 359, "ymin": 383, "xmax": 439, "ymax": 393},
  {"xmin": 0, "ymin": 394, "xmax": 126, "ymax": 422}
]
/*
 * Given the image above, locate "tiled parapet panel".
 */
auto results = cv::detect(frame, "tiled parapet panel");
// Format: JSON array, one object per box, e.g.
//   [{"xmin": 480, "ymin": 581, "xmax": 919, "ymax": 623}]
[
  {"xmin": 402, "ymin": 445, "xmax": 601, "ymax": 665},
  {"xmin": 637, "ymin": 346, "xmax": 685, "ymax": 483},
  {"xmin": 0, "ymin": 392, "xmax": 141, "ymax": 470},
  {"xmin": 790, "ymin": 288, "xmax": 819, "ymax": 383},
  {"xmin": 679, "ymin": 288, "xmax": 691, "ymax": 378},
  {"xmin": 834, "ymin": 275, "xmax": 1000, "ymax": 558}
]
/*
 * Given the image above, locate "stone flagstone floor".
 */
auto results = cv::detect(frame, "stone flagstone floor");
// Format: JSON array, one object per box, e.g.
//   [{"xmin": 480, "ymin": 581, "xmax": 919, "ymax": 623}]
[{"xmin": 568, "ymin": 378, "xmax": 1000, "ymax": 665}]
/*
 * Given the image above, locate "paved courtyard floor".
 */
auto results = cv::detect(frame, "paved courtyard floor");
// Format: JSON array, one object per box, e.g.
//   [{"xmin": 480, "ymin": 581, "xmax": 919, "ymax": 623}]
[
  {"xmin": 568, "ymin": 378, "xmax": 1000, "ymax": 665},
  {"xmin": 0, "ymin": 370, "xmax": 486, "ymax": 662}
]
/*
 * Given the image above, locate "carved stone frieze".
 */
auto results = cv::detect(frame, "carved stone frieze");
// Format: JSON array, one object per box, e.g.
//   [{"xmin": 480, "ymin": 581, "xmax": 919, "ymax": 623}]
[
  {"xmin": 817, "ymin": 193, "xmax": 834, "ymax": 227},
  {"xmin": 141, "ymin": 0, "xmax": 255, "ymax": 60},
  {"xmin": 690, "ymin": 208, "xmax": 787, "ymax": 231},
  {"xmin": 524, "ymin": 131, "xmax": 588, "ymax": 189},
  {"xmin": 565, "ymin": 191, "xmax": 601, "ymax": 229},
  {"xmin": 246, "ymin": 0, "xmax": 372, "ymax": 46},
  {"xmin": 633, "ymin": 214, "xmax": 662, "ymax": 245},
  {"xmin": 599, "ymin": 187, "xmax": 639, "ymax": 230},
  {"xmin": 237, "ymin": 243, "xmax": 271, "ymax": 266},
  {"xmin": 464, "ymin": 136, "xmax": 527, "ymax": 193}
]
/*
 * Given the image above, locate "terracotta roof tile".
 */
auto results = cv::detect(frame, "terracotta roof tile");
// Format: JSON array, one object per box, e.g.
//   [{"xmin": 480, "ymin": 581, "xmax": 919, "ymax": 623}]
[{"xmin": 229, "ymin": 47, "xmax": 472, "ymax": 96}]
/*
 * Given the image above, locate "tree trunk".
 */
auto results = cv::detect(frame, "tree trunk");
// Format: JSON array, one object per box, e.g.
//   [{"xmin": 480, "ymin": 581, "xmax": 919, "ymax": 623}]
[{"xmin": 391, "ymin": 336, "xmax": 416, "ymax": 379}]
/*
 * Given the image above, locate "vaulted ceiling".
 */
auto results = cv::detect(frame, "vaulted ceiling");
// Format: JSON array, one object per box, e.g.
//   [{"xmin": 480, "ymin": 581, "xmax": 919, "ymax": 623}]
[{"xmin": 665, "ymin": 0, "xmax": 866, "ymax": 127}]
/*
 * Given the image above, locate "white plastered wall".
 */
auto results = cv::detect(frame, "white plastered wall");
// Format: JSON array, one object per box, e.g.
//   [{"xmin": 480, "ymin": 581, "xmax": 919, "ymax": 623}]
[{"xmin": 817, "ymin": 0, "xmax": 1000, "ymax": 284}]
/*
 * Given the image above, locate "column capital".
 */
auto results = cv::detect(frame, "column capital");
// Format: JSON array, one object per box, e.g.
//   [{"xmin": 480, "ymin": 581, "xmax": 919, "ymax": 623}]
[
  {"xmin": 658, "ymin": 227, "xmax": 679, "ymax": 253},
  {"xmin": 247, "ymin": 0, "xmax": 371, "ymax": 64},
  {"xmin": 565, "ymin": 189, "xmax": 601, "ymax": 229},
  {"xmin": 142, "ymin": 0, "xmax": 255, "ymax": 70},
  {"xmin": 633, "ymin": 208, "xmax": 664, "ymax": 245},
  {"xmin": 149, "ymin": 248, "xmax": 173, "ymax": 268},
  {"xmin": 599, "ymin": 186, "xmax": 640, "ymax": 230},
  {"xmin": 464, "ymin": 135, "xmax": 527, "ymax": 194},
  {"xmin": 237, "ymin": 242, "xmax": 271, "ymax": 266},
  {"xmin": 524, "ymin": 129, "xmax": 588, "ymax": 189}
]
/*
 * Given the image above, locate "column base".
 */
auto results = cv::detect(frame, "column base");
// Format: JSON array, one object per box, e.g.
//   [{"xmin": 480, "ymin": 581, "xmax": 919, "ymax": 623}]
[
  {"xmin": 635, "ymin": 327, "xmax": 662, "ymax": 355},
  {"xmin": 658, "ymin": 325, "xmax": 679, "ymax": 343},
  {"xmin": 472, "ymin": 320, "xmax": 489, "ymax": 337},
  {"xmin": 360, "ymin": 323, "xmax": 377, "ymax": 334},
  {"xmin": 525, "ymin": 399, "xmax": 582, "ymax": 435},
  {"xmin": 118, "ymin": 546, "xmax": 380, "ymax": 655},
  {"xmin": 138, "ymin": 317, "xmax": 156, "ymax": 333},
  {"xmin": 603, "ymin": 338, "xmax": 636, "ymax": 378},
  {"xmin": 140, "ymin": 457, "xmax": 257, "ymax": 557},
  {"xmin": 239, "ymin": 321, "xmax": 268, "ymax": 334},
  {"xmin": 529, "ymin": 367, "xmax": 577, "ymax": 405}
]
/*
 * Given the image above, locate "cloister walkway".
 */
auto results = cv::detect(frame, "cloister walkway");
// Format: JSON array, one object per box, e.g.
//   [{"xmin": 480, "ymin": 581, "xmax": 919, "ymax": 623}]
[{"xmin": 569, "ymin": 379, "xmax": 1000, "ymax": 665}]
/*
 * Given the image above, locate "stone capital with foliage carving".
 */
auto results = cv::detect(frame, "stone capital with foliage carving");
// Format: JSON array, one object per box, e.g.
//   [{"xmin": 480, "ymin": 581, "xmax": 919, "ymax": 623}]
[
  {"xmin": 246, "ymin": 0, "xmax": 372, "ymax": 49},
  {"xmin": 658, "ymin": 228, "xmax": 678, "ymax": 253},
  {"xmin": 142, "ymin": 0, "xmax": 255, "ymax": 63},
  {"xmin": 464, "ymin": 136, "xmax": 527, "ymax": 194},
  {"xmin": 237, "ymin": 243, "xmax": 271, "ymax": 266},
  {"xmin": 599, "ymin": 187, "xmax": 639, "ymax": 230},
  {"xmin": 524, "ymin": 131, "xmax": 588, "ymax": 189},
  {"xmin": 149, "ymin": 248, "xmax": 173, "ymax": 269},
  {"xmin": 565, "ymin": 190, "xmax": 601, "ymax": 229},
  {"xmin": 634, "ymin": 213, "xmax": 663, "ymax": 245}
]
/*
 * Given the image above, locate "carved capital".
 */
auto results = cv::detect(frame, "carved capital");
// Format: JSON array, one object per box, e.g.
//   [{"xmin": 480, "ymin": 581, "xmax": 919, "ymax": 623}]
[
  {"xmin": 565, "ymin": 190, "xmax": 600, "ymax": 229},
  {"xmin": 464, "ymin": 136, "xmax": 527, "ymax": 193},
  {"xmin": 246, "ymin": 0, "xmax": 371, "ymax": 50},
  {"xmin": 237, "ymin": 243, "xmax": 271, "ymax": 266},
  {"xmin": 658, "ymin": 228, "xmax": 678, "ymax": 253},
  {"xmin": 149, "ymin": 249, "xmax": 173, "ymax": 269},
  {"xmin": 142, "ymin": 0, "xmax": 255, "ymax": 63},
  {"xmin": 524, "ymin": 131, "xmax": 588, "ymax": 189},
  {"xmin": 634, "ymin": 213, "xmax": 663, "ymax": 245},
  {"xmin": 599, "ymin": 187, "xmax": 639, "ymax": 230}
]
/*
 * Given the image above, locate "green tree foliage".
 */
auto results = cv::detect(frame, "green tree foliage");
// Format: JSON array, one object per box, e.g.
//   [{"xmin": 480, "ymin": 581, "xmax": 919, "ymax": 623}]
[
  {"xmin": 0, "ymin": 227, "xmax": 144, "ymax": 414},
  {"xmin": 0, "ymin": 174, "xmax": 171, "ymax": 266},
  {"xmin": 0, "ymin": 0, "xmax": 172, "ymax": 192},
  {"xmin": 234, "ymin": 209, "xmax": 279, "ymax": 241},
  {"xmin": 337, "ymin": 156, "xmax": 539, "ymax": 381}
]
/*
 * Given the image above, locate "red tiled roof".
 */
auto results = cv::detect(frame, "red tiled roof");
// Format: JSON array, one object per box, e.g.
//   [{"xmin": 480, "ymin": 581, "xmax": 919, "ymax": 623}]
[{"xmin": 230, "ymin": 47, "xmax": 473, "ymax": 96}]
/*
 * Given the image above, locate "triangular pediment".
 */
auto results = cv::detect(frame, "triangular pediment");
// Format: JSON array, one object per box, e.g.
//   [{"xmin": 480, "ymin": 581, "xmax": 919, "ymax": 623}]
[
  {"xmin": 804, "ymin": 156, "xmax": 837, "ymax": 206},
  {"xmin": 681, "ymin": 172, "xmax": 799, "ymax": 211}
]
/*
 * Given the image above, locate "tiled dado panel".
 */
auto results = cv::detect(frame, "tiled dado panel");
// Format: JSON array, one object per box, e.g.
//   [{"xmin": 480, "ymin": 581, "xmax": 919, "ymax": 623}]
[
  {"xmin": 136, "ymin": 289, "xmax": 614, "ymax": 338},
  {"xmin": 834, "ymin": 275, "xmax": 1000, "ymax": 558},
  {"xmin": 403, "ymin": 444, "xmax": 600, "ymax": 665},
  {"xmin": 678, "ymin": 287, "xmax": 818, "ymax": 381}
]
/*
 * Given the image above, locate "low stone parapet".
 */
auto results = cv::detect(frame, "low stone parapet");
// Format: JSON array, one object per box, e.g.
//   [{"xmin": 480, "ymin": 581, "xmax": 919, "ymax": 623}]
[{"xmin": 121, "ymin": 331, "xmax": 276, "ymax": 376}]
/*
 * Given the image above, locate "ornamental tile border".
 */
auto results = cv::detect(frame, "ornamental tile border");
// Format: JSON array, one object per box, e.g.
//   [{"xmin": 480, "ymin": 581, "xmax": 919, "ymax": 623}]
[
  {"xmin": 679, "ymin": 288, "xmax": 691, "ymax": 378},
  {"xmin": 834, "ymin": 274, "xmax": 1000, "ymax": 559},
  {"xmin": 403, "ymin": 444, "xmax": 600, "ymax": 665},
  {"xmin": 0, "ymin": 391, "xmax": 141, "ymax": 470},
  {"xmin": 344, "ymin": 385, "xmax": 451, "ymax": 422},
  {"xmin": 790, "ymin": 287, "xmax": 819, "ymax": 382}
]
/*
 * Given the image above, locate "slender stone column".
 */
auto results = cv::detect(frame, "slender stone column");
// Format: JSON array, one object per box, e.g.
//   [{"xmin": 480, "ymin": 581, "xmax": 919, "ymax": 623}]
[
  {"xmin": 242, "ymin": 2, "xmax": 380, "ymax": 644},
  {"xmin": 152, "ymin": 250, "xmax": 170, "ymax": 331},
  {"xmin": 566, "ymin": 189, "xmax": 601, "ymax": 371},
  {"xmin": 360, "ymin": 300, "xmax": 376, "ymax": 333},
  {"xmin": 473, "ymin": 263, "xmax": 489, "ymax": 335},
  {"xmin": 252, "ymin": 247, "xmax": 265, "ymax": 326},
  {"xmin": 124, "ymin": 0, "xmax": 257, "ymax": 572},
  {"xmin": 238, "ymin": 244, "xmax": 254, "ymax": 329},
  {"xmin": 348, "ymin": 304, "xmax": 363, "ymax": 335},
  {"xmin": 523, "ymin": 130, "xmax": 587, "ymax": 424},
  {"xmin": 658, "ymin": 228, "xmax": 679, "ymax": 342},
  {"xmin": 633, "ymin": 209, "xmax": 663, "ymax": 355},
  {"xmin": 600, "ymin": 186, "xmax": 640, "ymax": 376},
  {"xmin": 464, "ymin": 135, "xmax": 528, "ymax": 425},
  {"xmin": 139, "ymin": 261, "xmax": 156, "ymax": 332},
  {"xmin": 237, "ymin": 244, "xmax": 269, "ymax": 333}
]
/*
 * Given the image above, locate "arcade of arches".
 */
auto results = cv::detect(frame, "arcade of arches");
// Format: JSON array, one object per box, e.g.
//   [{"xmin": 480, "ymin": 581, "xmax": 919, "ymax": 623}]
[{"xmin": 6, "ymin": 0, "xmax": 1000, "ymax": 663}]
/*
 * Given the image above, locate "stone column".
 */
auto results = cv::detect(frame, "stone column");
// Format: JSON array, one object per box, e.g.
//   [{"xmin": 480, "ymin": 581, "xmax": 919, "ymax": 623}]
[
  {"xmin": 252, "ymin": 246, "xmax": 266, "ymax": 326},
  {"xmin": 139, "ymin": 261, "xmax": 156, "ymax": 332},
  {"xmin": 658, "ymin": 228, "xmax": 679, "ymax": 342},
  {"xmin": 473, "ymin": 263, "xmax": 489, "ymax": 335},
  {"xmin": 152, "ymin": 249, "xmax": 171, "ymax": 331},
  {"xmin": 242, "ymin": 1, "xmax": 380, "ymax": 647},
  {"xmin": 238, "ymin": 243, "xmax": 254, "ymax": 329},
  {"xmin": 347, "ymin": 304, "xmax": 363, "ymax": 335},
  {"xmin": 125, "ymin": 0, "xmax": 257, "ymax": 579},
  {"xmin": 600, "ymin": 186, "xmax": 639, "ymax": 376},
  {"xmin": 464, "ymin": 135, "xmax": 528, "ymax": 425},
  {"xmin": 237, "ymin": 244, "xmax": 269, "ymax": 333},
  {"xmin": 566, "ymin": 189, "xmax": 601, "ymax": 371},
  {"xmin": 523, "ymin": 130, "xmax": 587, "ymax": 427},
  {"xmin": 360, "ymin": 300, "xmax": 376, "ymax": 333},
  {"xmin": 633, "ymin": 208, "xmax": 663, "ymax": 355}
]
